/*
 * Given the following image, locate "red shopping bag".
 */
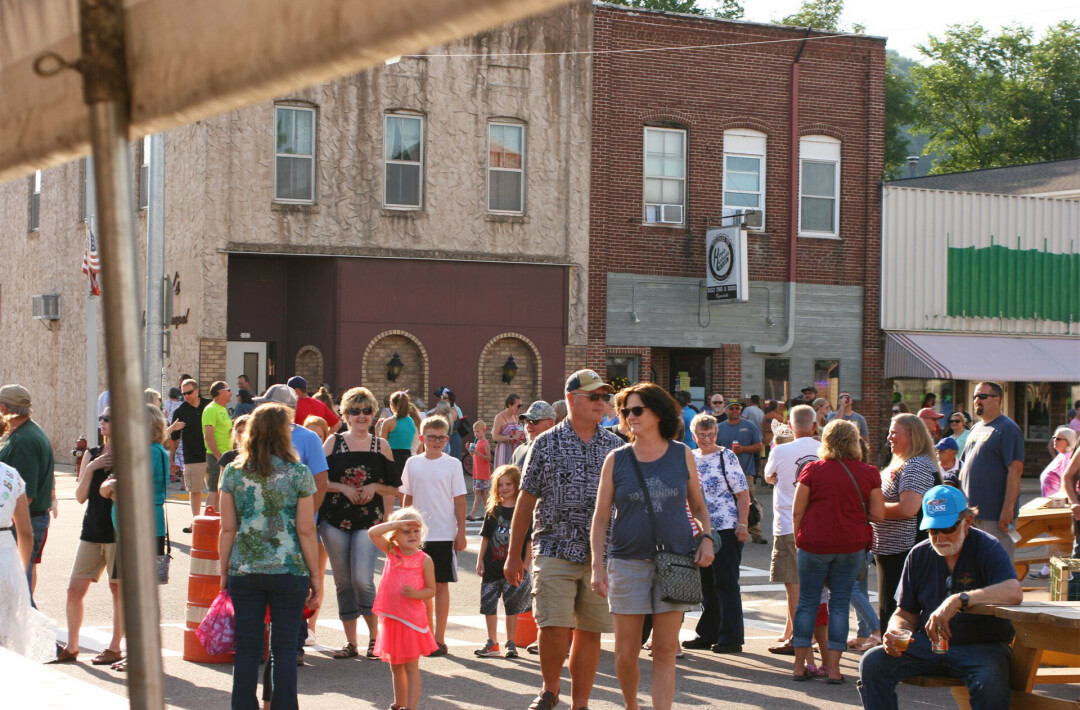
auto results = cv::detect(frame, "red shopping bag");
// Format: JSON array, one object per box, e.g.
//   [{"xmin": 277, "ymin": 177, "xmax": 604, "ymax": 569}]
[{"xmin": 197, "ymin": 590, "xmax": 236, "ymax": 656}]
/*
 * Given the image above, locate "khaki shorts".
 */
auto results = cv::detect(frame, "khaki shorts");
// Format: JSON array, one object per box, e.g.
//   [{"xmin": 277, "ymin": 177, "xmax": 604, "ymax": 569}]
[
  {"xmin": 769, "ymin": 533, "xmax": 799, "ymax": 584},
  {"xmin": 70, "ymin": 540, "xmax": 116, "ymax": 582},
  {"xmin": 532, "ymin": 554, "xmax": 612, "ymax": 633},
  {"xmin": 183, "ymin": 461, "xmax": 208, "ymax": 494}
]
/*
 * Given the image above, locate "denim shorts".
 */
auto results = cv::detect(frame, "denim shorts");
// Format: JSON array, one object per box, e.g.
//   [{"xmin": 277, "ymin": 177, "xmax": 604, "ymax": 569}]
[{"xmin": 606, "ymin": 557, "xmax": 696, "ymax": 616}]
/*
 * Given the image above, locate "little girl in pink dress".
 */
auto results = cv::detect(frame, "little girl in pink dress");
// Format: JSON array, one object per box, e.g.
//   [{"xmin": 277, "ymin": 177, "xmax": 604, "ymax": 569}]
[{"xmin": 369, "ymin": 507, "xmax": 438, "ymax": 710}]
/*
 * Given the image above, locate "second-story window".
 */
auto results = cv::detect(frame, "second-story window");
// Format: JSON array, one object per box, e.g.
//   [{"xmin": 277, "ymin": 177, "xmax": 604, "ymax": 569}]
[
  {"xmin": 139, "ymin": 135, "xmax": 151, "ymax": 210},
  {"xmin": 723, "ymin": 129, "xmax": 766, "ymax": 229},
  {"xmin": 274, "ymin": 106, "xmax": 316, "ymax": 203},
  {"xmin": 643, "ymin": 127, "xmax": 686, "ymax": 225},
  {"xmin": 488, "ymin": 123, "xmax": 525, "ymax": 213},
  {"xmin": 29, "ymin": 170, "xmax": 41, "ymax": 232},
  {"xmin": 385, "ymin": 114, "xmax": 424, "ymax": 209}
]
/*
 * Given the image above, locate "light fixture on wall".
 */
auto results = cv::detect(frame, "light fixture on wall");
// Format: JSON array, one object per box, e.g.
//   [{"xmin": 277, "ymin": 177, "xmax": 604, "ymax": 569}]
[
  {"xmin": 386, "ymin": 352, "xmax": 404, "ymax": 382},
  {"xmin": 501, "ymin": 356, "xmax": 518, "ymax": 384}
]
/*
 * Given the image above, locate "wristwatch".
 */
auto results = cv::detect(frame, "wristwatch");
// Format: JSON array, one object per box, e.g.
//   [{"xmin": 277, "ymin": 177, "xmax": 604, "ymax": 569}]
[
  {"xmin": 959, "ymin": 592, "xmax": 970, "ymax": 611},
  {"xmin": 694, "ymin": 531, "xmax": 721, "ymax": 552}
]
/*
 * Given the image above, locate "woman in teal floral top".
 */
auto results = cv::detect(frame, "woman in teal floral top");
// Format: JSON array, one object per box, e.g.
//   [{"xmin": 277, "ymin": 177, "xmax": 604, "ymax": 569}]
[{"xmin": 219, "ymin": 403, "xmax": 320, "ymax": 710}]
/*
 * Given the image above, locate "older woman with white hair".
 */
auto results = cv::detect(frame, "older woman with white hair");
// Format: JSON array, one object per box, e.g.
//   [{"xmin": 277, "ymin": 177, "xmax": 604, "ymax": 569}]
[{"xmin": 1029, "ymin": 426, "xmax": 1077, "ymax": 579}]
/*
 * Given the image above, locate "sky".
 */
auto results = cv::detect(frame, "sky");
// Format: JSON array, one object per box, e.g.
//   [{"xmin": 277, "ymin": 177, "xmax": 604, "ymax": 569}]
[{"xmin": 709, "ymin": 0, "xmax": 1078, "ymax": 60}]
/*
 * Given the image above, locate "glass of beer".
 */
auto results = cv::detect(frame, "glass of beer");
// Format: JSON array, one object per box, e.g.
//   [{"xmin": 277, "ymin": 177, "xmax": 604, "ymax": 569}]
[{"xmin": 890, "ymin": 628, "xmax": 912, "ymax": 652}]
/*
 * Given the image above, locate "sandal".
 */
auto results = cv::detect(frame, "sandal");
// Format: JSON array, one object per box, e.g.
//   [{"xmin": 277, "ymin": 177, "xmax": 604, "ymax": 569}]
[
  {"xmin": 111, "ymin": 659, "xmax": 127, "ymax": 672},
  {"xmin": 92, "ymin": 649, "xmax": 123, "ymax": 665},
  {"xmin": 51, "ymin": 647, "xmax": 79, "ymax": 664},
  {"xmin": 792, "ymin": 668, "xmax": 813, "ymax": 681},
  {"xmin": 366, "ymin": 639, "xmax": 377, "ymax": 658},
  {"xmin": 331, "ymin": 642, "xmax": 359, "ymax": 659},
  {"xmin": 528, "ymin": 690, "xmax": 559, "ymax": 710}
]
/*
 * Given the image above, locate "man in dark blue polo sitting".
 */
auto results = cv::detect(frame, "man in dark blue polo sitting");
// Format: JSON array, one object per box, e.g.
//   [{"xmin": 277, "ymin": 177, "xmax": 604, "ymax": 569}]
[{"xmin": 858, "ymin": 485, "xmax": 1023, "ymax": 710}]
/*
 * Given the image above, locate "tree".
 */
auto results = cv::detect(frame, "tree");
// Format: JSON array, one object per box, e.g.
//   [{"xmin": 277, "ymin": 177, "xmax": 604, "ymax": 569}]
[
  {"xmin": 911, "ymin": 21, "xmax": 1080, "ymax": 173},
  {"xmin": 774, "ymin": 0, "xmax": 864, "ymax": 33},
  {"xmin": 712, "ymin": 0, "xmax": 745, "ymax": 20},
  {"xmin": 884, "ymin": 55, "xmax": 917, "ymax": 179},
  {"xmin": 604, "ymin": 0, "xmax": 744, "ymax": 18}
]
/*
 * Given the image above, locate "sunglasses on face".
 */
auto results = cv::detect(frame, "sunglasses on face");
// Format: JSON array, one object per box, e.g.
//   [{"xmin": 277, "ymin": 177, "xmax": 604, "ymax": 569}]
[
  {"xmin": 891, "ymin": 408, "xmax": 900, "ymax": 414},
  {"xmin": 1054, "ymin": 436, "xmax": 1069, "ymax": 442},
  {"xmin": 98, "ymin": 416, "xmax": 110, "ymax": 423},
  {"xmin": 973, "ymin": 393, "xmax": 999, "ymax": 401},
  {"xmin": 571, "ymin": 391, "xmax": 612, "ymax": 403},
  {"xmin": 710, "ymin": 400, "xmax": 723, "ymax": 406},
  {"xmin": 950, "ymin": 419, "xmax": 964, "ymax": 424},
  {"xmin": 346, "ymin": 407, "xmax": 375, "ymax": 416},
  {"xmin": 620, "ymin": 406, "xmax": 647, "ymax": 418},
  {"xmin": 182, "ymin": 389, "xmax": 196, "ymax": 396},
  {"xmin": 928, "ymin": 518, "xmax": 963, "ymax": 536}
]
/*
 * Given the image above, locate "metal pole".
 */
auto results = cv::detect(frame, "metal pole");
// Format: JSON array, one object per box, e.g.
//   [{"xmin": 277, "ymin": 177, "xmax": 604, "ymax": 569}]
[
  {"xmin": 80, "ymin": 1, "xmax": 165, "ymax": 708},
  {"xmin": 145, "ymin": 133, "xmax": 166, "ymax": 392}
]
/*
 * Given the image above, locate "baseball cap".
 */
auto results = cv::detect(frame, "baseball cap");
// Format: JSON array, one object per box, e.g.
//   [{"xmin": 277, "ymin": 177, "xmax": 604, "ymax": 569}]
[
  {"xmin": 918, "ymin": 407, "xmax": 945, "ymax": 420},
  {"xmin": 286, "ymin": 376, "xmax": 307, "ymax": 391},
  {"xmin": 0, "ymin": 384, "xmax": 31, "ymax": 408},
  {"xmin": 934, "ymin": 437, "xmax": 959, "ymax": 452},
  {"xmin": 801, "ymin": 386, "xmax": 817, "ymax": 394},
  {"xmin": 519, "ymin": 401, "xmax": 557, "ymax": 422},
  {"xmin": 565, "ymin": 369, "xmax": 614, "ymax": 394},
  {"xmin": 434, "ymin": 386, "xmax": 450, "ymax": 397},
  {"xmin": 920, "ymin": 485, "xmax": 968, "ymax": 530},
  {"xmin": 255, "ymin": 384, "xmax": 297, "ymax": 408},
  {"xmin": 725, "ymin": 399, "xmax": 742, "ymax": 409}
]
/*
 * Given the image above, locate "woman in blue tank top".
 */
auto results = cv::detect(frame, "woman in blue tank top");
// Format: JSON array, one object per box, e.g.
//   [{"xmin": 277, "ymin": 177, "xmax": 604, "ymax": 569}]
[
  {"xmin": 590, "ymin": 382, "xmax": 715, "ymax": 710},
  {"xmin": 379, "ymin": 391, "xmax": 419, "ymax": 481}
]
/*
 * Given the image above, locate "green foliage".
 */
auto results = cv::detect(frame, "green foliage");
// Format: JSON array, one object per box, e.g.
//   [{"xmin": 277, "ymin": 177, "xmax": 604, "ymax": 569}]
[
  {"xmin": 884, "ymin": 55, "xmax": 917, "ymax": 179},
  {"xmin": 605, "ymin": 0, "xmax": 707, "ymax": 15},
  {"xmin": 774, "ymin": 0, "xmax": 862, "ymax": 33},
  {"xmin": 712, "ymin": 0, "xmax": 745, "ymax": 20},
  {"xmin": 911, "ymin": 21, "xmax": 1080, "ymax": 173}
]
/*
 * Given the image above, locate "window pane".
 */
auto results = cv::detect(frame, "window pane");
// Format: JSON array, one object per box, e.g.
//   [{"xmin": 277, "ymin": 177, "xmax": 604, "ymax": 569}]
[
  {"xmin": 646, "ymin": 130, "xmax": 664, "ymax": 153},
  {"xmin": 293, "ymin": 111, "xmax": 313, "ymax": 155},
  {"xmin": 763, "ymin": 358, "xmax": 790, "ymax": 403},
  {"xmin": 140, "ymin": 165, "xmax": 149, "ymax": 209},
  {"xmin": 726, "ymin": 155, "xmax": 759, "ymax": 173},
  {"xmin": 644, "ymin": 178, "xmax": 662, "ymax": 204},
  {"xmin": 502, "ymin": 125, "xmax": 522, "ymax": 155},
  {"xmin": 30, "ymin": 193, "xmax": 40, "ymax": 230},
  {"xmin": 386, "ymin": 163, "xmax": 420, "ymax": 206},
  {"xmin": 663, "ymin": 156, "xmax": 684, "ymax": 178},
  {"xmin": 645, "ymin": 205, "xmax": 661, "ymax": 223},
  {"xmin": 276, "ymin": 109, "xmax": 295, "ymax": 153},
  {"xmin": 803, "ymin": 161, "xmax": 835, "ymax": 197},
  {"xmin": 725, "ymin": 191, "xmax": 758, "ymax": 207},
  {"xmin": 660, "ymin": 179, "xmax": 683, "ymax": 204},
  {"xmin": 664, "ymin": 131, "xmax": 684, "ymax": 157},
  {"xmin": 645, "ymin": 156, "xmax": 663, "ymax": 177},
  {"xmin": 490, "ymin": 170, "xmax": 522, "ymax": 212},
  {"xmin": 814, "ymin": 359, "xmax": 840, "ymax": 409},
  {"xmin": 802, "ymin": 196, "xmax": 835, "ymax": 232},
  {"xmin": 387, "ymin": 117, "xmax": 421, "ymax": 162},
  {"xmin": 276, "ymin": 156, "xmax": 312, "ymax": 201},
  {"xmin": 727, "ymin": 170, "xmax": 759, "ymax": 192}
]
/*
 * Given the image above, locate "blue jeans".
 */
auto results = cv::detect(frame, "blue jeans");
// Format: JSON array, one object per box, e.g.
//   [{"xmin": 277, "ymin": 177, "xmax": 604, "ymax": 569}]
[
  {"xmin": 858, "ymin": 632, "xmax": 1011, "ymax": 710},
  {"xmin": 319, "ymin": 521, "xmax": 378, "ymax": 620},
  {"xmin": 793, "ymin": 549, "xmax": 863, "ymax": 651},
  {"xmin": 229, "ymin": 573, "xmax": 308, "ymax": 710},
  {"xmin": 851, "ymin": 552, "xmax": 879, "ymax": 638},
  {"xmin": 23, "ymin": 514, "xmax": 49, "ymax": 606},
  {"xmin": 694, "ymin": 528, "xmax": 744, "ymax": 646}
]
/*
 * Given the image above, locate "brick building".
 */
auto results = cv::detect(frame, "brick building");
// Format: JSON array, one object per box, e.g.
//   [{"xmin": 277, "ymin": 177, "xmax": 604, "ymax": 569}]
[{"xmin": 587, "ymin": 4, "xmax": 887, "ymax": 454}]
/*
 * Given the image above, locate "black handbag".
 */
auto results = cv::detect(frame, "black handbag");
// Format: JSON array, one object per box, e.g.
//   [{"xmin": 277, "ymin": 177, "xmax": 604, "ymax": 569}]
[
  {"xmin": 626, "ymin": 449, "xmax": 703, "ymax": 605},
  {"xmin": 156, "ymin": 446, "xmax": 172, "ymax": 584}
]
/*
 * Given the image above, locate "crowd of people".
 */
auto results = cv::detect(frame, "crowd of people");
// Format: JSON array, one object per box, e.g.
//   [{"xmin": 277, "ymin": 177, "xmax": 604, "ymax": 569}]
[{"xmin": 1, "ymin": 373, "xmax": 1079, "ymax": 710}]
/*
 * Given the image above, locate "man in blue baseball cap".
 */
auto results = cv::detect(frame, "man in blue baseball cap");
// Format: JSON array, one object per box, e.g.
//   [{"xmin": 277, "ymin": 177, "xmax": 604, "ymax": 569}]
[{"xmin": 857, "ymin": 485, "xmax": 1022, "ymax": 710}]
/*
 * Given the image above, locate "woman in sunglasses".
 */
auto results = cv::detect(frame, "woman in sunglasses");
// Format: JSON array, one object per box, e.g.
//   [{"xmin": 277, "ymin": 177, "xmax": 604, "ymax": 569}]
[
  {"xmin": 319, "ymin": 387, "xmax": 399, "ymax": 660},
  {"xmin": 1029, "ymin": 427, "xmax": 1077, "ymax": 579},
  {"xmin": 946, "ymin": 411, "xmax": 970, "ymax": 452}
]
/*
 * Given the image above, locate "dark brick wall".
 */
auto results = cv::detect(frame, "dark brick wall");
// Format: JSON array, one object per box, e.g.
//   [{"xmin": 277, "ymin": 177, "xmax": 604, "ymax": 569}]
[{"xmin": 588, "ymin": 5, "xmax": 886, "ymax": 454}]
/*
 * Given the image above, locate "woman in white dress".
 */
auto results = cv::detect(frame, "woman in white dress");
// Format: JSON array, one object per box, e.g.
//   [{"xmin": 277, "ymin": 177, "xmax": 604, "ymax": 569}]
[{"xmin": 0, "ymin": 462, "xmax": 54, "ymax": 662}]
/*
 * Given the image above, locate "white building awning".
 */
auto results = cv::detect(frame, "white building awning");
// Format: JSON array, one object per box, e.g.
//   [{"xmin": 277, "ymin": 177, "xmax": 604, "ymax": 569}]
[{"xmin": 885, "ymin": 332, "xmax": 1080, "ymax": 382}]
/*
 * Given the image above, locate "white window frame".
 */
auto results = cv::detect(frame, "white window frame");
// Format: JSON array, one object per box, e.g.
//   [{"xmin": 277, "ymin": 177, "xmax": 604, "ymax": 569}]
[
  {"xmin": 487, "ymin": 122, "xmax": 525, "ymax": 214},
  {"xmin": 798, "ymin": 135, "xmax": 841, "ymax": 238},
  {"xmin": 139, "ymin": 135, "xmax": 151, "ymax": 210},
  {"xmin": 643, "ymin": 127, "xmax": 686, "ymax": 226},
  {"xmin": 273, "ymin": 105, "xmax": 317, "ymax": 204},
  {"xmin": 722, "ymin": 129, "xmax": 766, "ymax": 231},
  {"xmin": 29, "ymin": 170, "xmax": 41, "ymax": 232},
  {"xmin": 384, "ymin": 113, "xmax": 425, "ymax": 210}
]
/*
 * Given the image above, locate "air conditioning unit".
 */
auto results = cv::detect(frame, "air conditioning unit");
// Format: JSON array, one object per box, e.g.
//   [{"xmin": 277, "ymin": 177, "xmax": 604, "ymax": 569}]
[{"xmin": 32, "ymin": 294, "xmax": 60, "ymax": 320}]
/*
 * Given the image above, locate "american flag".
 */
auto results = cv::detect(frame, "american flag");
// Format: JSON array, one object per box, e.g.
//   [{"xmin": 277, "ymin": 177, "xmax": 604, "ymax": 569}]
[{"xmin": 81, "ymin": 228, "xmax": 101, "ymax": 296}]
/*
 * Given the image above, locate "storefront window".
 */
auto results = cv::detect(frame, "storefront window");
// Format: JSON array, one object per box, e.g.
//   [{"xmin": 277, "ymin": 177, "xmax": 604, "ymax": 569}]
[
  {"xmin": 893, "ymin": 379, "xmax": 956, "ymax": 418},
  {"xmin": 606, "ymin": 355, "xmax": 639, "ymax": 393},
  {"xmin": 1024, "ymin": 382, "xmax": 1051, "ymax": 441},
  {"xmin": 814, "ymin": 359, "xmax": 840, "ymax": 409},
  {"xmin": 764, "ymin": 358, "xmax": 789, "ymax": 404}
]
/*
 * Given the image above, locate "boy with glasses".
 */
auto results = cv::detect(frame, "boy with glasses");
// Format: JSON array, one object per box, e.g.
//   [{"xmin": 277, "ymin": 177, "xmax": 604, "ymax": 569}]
[{"xmin": 400, "ymin": 416, "xmax": 468, "ymax": 656}]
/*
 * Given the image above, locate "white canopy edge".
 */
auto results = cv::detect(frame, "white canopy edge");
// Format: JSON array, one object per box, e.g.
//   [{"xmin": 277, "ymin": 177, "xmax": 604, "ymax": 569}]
[{"xmin": 0, "ymin": 0, "xmax": 572, "ymax": 182}]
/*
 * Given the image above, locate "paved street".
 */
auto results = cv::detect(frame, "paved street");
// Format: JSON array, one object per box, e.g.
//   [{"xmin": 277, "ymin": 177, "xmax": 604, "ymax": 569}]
[{"xmin": 24, "ymin": 467, "xmax": 1057, "ymax": 709}]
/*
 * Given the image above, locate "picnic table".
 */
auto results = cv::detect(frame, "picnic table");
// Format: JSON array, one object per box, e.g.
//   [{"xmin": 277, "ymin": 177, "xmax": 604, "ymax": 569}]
[
  {"xmin": 1014, "ymin": 498, "xmax": 1075, "ymax": 580},
  {"xmin": 950, "ymin": 602, "xmax": 1080, "ymax": 709}
]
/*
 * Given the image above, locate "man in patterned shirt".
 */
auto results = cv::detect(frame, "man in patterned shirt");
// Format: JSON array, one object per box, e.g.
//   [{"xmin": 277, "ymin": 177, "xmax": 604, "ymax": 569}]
[{"xmin": 505, "ymin": 370, "xmax": 623, "ymax": 710}]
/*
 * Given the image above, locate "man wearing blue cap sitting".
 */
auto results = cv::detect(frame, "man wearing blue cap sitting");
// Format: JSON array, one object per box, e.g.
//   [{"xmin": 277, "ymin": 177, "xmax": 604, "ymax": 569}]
[{"xmin": 857, "ymin": 485, "xmax": 1022, "ymax": 710}]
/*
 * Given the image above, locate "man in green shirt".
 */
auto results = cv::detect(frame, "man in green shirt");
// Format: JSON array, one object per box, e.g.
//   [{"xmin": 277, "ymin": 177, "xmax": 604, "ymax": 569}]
[
  {"xmin": 0, "ymin": 384, "xmax": 55, "ymax": 598},
  {"xmin": 202, "ymin": 381, "xmax": 233, "ymax": 513}
]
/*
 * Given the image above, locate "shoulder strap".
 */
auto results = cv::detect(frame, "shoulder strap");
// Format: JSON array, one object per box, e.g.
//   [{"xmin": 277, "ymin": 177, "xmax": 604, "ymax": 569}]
[
  {"xmin": 157, "ymin": 446, "xmax": 171, "ymax": 554},
  {"xmin": 837, "ymin": 459, "xmax": 869, "ymax": 524},
  {"xmin": 625, "ymin": 448, "xmax": 666, "ymax": 554}
]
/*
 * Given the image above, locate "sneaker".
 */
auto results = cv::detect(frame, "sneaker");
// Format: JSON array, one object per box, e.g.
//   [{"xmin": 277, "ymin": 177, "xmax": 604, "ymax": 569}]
[
  {"xmin": 526, "ymin": 643, "xmax": 539, "ymax": 655},
  {"xmin": 1028, "ymin": 569, "xmax": 1051, "ymax": 580},
  {"xmin": 304, "ymin": 631, "xmax": 316, "ymax": 647},
  {"xmin": 710, "ymin": 643, "xmax": 742, "ymax": 654},
  {"xmin": 474, "ymin": 639, "xmax": 501, "ymax": 658},
  {"xmin": 428, "ymin": 642, "xmax": 448, "ymax": 657},
  {"xmin": 182, "ymin": 526, "xmax": 193, "ymax": 533},
  {"xmin": 505, "ymin": 641, "xmax": 519, "ymax": 659}
]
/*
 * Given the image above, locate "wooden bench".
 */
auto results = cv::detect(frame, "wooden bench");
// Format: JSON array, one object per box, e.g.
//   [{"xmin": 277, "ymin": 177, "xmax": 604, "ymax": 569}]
[{"xmin": 901, "ymin": 675, "xmax": 1080, "ymax": 709}]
